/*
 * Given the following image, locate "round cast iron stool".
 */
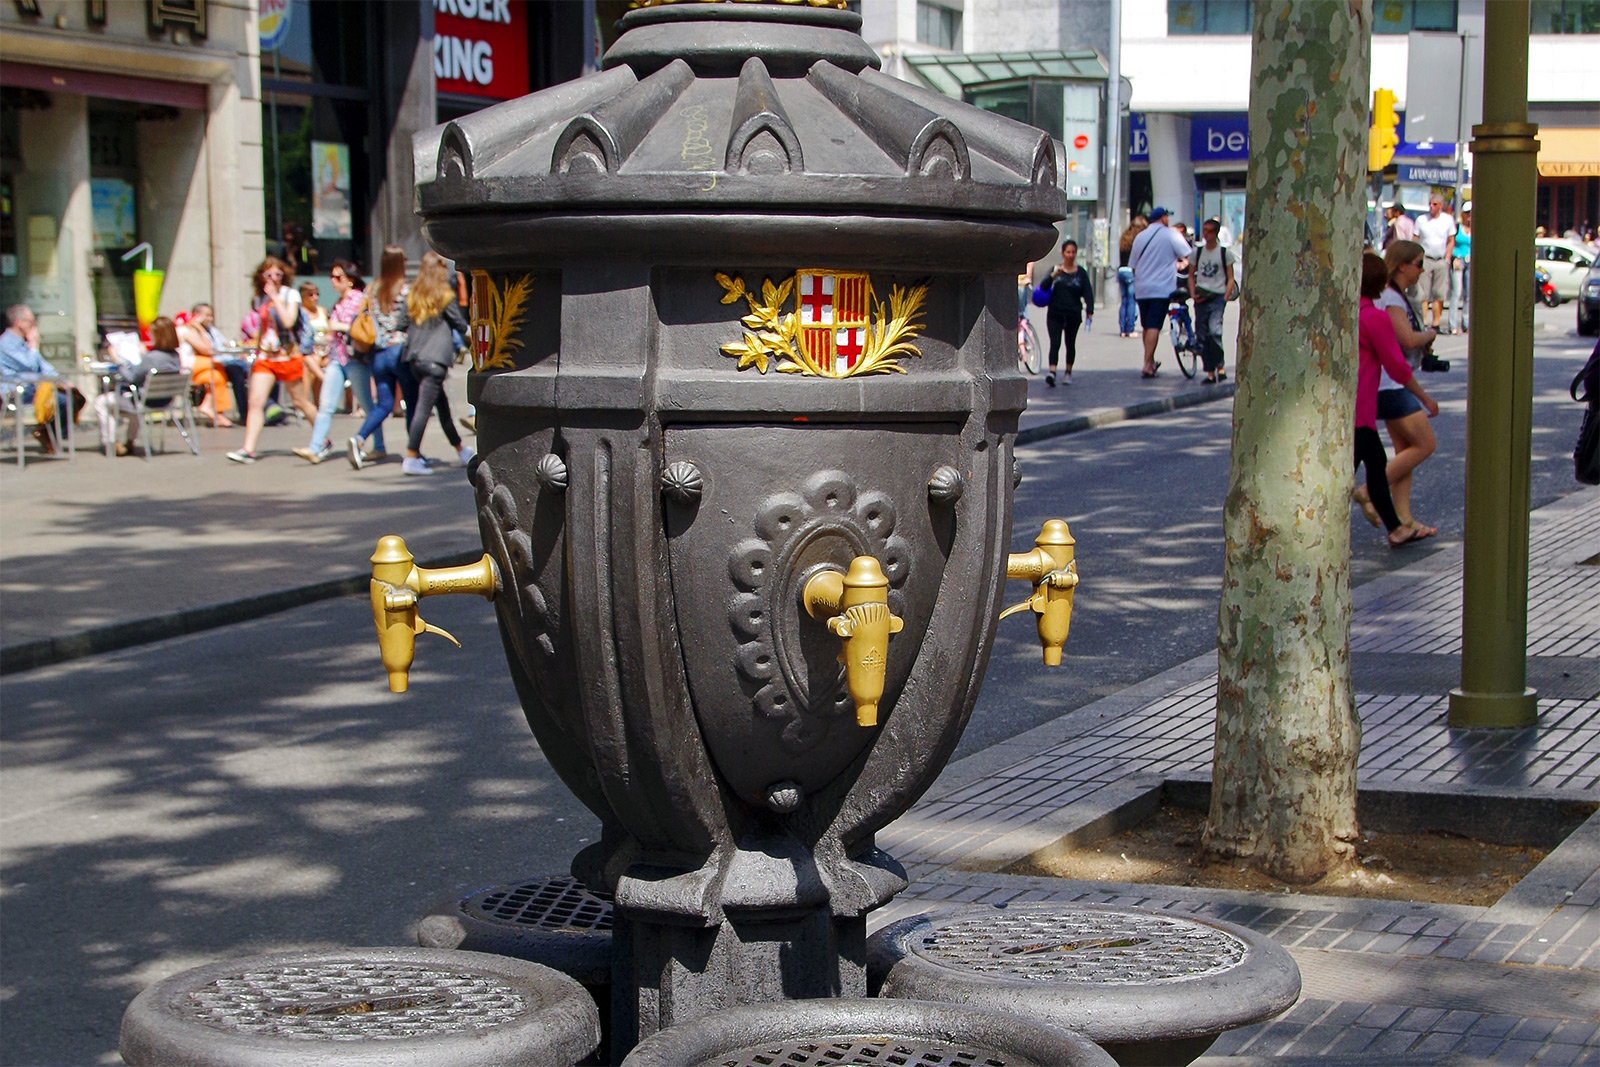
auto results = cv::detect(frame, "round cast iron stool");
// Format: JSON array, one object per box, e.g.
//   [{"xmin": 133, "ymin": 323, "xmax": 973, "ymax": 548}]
[
  {"xmin": 619, "ymin": 998, "xmax": 1115, "ymax": 1067},
  {"xmin": 867, "ymin": 903, "xmax": 1301, "ymax": 1066},
  {"xmin": 415, "ymin": 875, "xmax": 613, "ymax": 987},
  {"xmin": 120, "ymin": 947, "xmax": 601, "ymax": 1067}
]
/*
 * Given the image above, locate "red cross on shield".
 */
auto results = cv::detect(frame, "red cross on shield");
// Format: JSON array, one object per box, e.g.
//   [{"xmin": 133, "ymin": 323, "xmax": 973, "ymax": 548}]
[{"xmin": 834, "ymin": 327, "xmax": 864, "ymax": 373}]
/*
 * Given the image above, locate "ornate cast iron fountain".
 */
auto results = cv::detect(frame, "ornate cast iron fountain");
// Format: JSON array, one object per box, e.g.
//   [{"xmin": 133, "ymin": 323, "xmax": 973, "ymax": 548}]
[{"xmin": 367, "ymin": 0, "xmax": 1077, "ymax": 1053}]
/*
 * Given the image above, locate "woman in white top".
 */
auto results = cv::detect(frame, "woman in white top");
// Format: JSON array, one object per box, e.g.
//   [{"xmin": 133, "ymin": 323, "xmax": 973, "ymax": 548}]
[{"xmin": 1363, "ymin": 240, "xmax": 1439, "ymax": 539}]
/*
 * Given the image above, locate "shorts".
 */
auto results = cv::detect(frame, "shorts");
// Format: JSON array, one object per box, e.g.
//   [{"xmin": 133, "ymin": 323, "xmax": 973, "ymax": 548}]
[
  {"xmin": 251, "ymin": 355, "xmax": 304, "ymax": 383},
  {"xmin": 1375, "ymin": 387, "xmax": 1423, "ymax": 420},
  {"xmin": 1136, "ymin": 297, "xmax": 1169, "ymax": 330},
  {"xmin": 1418, "ymin": 257, "xmax": 1450, "ymax": 303}
]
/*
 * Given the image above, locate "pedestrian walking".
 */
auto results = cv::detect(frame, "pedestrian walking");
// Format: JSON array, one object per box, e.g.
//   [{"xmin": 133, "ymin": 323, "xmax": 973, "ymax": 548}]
[
  {"xmin": 1116, "ymin": 215, "xmax": 1147, "ymax": 337},
  {"xmin": 398, "ymin": 252, "xmax": 473, "ymax": 476},
  {"xmin": 1449, "ymin": 202, "xmax": 1471, "ymax": 334},
  {"xmin": 1382, "ymin": 202, "xmax": 1415, "ymax": 249},
  {"xmin": 1189, "ymin": 217, "xmax": 1236, "ymax": 384},
  {"xmin": 1037, "ymin": 239, "xmax": 1093, "ymax": 387},
  {"xmin": 1356, "ymin": 252, "xmax": 1438, "ymax": 549},
  {"xmin": 347, "ymin": 245, "xmax": 409, "ymax": 469},
  {"xmin": 294, "ymin": 261, "xmax": 372, "ymax": 464},
  {"xmin": 1127, "ymin": 206, "xmax": 1191, "ymax": 378},
  {"xmin": 1364, "ymin": 240, "xmax": 1440, "ymax": 539},
  {"xmin": 1413, "ymin": 196, "xmax": 1456, "ymax": 331},
  {"xmin": 226, "ymin": 257, "xmax": 318, "ymax": 463}
]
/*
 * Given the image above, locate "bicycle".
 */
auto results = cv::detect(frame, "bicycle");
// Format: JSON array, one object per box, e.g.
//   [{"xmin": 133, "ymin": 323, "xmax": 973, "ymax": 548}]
[
  {"xmin": 1167, "ymin": 292, "xmax": 1198, "ymax": 379},
  {"xmin": 1017, "ymin": 315, "xmax": 1042, "ymax": 375}
]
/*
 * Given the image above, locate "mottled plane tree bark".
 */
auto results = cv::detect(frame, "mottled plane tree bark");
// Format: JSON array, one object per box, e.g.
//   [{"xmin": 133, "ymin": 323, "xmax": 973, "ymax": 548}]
[{"xmin": 1204, "ymin": 0, "xmax": 1372, "ymax": 883}]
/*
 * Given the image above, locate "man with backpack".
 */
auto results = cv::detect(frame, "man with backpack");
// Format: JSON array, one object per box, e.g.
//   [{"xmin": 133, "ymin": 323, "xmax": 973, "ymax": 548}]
[{"xmin": 1189, "ymin": 217, "xmax": 1237, "ymax": 384}]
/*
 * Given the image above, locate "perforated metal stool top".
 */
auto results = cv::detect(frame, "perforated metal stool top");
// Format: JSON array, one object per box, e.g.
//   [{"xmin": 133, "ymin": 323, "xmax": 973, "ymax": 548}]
[
  {"xmin": 619, "ymin": 999, "xmax": 1115, "ymax": 1067},
  {"xmin": 867, "ymin": 903, "xmax": 1300, "ymax": 1062},
  {"xmin": 416, "ymin": 875, "xmax": 614, "ymax": 987},
  {"xmin": 119, "ymin": 947, "xmax": 600, "ymax": 1067}
]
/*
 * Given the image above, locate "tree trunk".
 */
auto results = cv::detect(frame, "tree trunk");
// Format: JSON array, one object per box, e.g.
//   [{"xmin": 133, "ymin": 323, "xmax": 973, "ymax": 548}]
[{"xmin": 1204, "ymin": 0, "xmax": 1371, "ymax": 884}]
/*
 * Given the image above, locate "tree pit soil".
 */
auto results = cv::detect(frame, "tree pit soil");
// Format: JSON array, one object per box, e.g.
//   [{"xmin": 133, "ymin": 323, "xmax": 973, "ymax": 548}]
[{"xmin": 1003, "ymin": 803, "xmax": 1547, "ymax": 907}]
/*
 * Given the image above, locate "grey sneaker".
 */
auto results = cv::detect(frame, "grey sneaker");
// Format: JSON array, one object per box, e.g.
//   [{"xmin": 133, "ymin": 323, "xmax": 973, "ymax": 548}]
[
  {"xmin": 457, "ymin": 445, "xmax": 476, "ymax": 465},
  {"xmin": 347, "ymin": 436, "xmax": 364, "ymax": 470},
  {"xmin": 401, "ymin": 456, "xmax": 432, "ymax": 476},
  {"xmin": 225, "ymin": 449, "xmax": 256, "ymax": 464}
]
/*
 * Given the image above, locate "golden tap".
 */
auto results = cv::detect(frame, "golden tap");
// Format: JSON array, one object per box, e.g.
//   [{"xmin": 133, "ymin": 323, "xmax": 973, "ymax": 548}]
[
  {"xmin": 802, "ymin": 556, "xmax": 904, "ymax": 727},
  {"xmin": 1000, "ymin": 519, "xmax": 1078, "ymax": 666},
  {"xmin": 369, "ymin": 535, "xmax": 499, "ymax": 693}
]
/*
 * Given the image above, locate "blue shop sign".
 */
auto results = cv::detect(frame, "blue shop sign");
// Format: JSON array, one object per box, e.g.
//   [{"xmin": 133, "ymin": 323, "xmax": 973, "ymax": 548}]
[
  {"xmin": 1191, "ymin": 113, "xmax": 1249, "ymax": 162},
  {"xmin": 1128, "ymin": 110, "xmax": 1455, "ymax": 165}
]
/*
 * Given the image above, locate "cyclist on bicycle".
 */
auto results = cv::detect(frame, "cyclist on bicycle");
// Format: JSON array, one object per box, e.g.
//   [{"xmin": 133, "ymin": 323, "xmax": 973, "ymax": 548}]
[
  {"xmin": 1036, "ymin": 240, "xmax": 1094, "ymax": 387},
  {"xmin": 1127, "ymin": 206, "xmax": 1192, "ymax": 378}
]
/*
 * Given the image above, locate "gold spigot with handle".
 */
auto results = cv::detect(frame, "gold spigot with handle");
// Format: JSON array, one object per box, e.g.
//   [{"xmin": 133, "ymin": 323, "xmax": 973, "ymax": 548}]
[
  {"xmin": 369, "ymin": 535, "xmax": 499, "ymax": 693},
  {"xmin": 802, "ymin": 556, "xmax": 903, "ymax": 727},
  {"xmin": 1000, "ymin": 519, "xmax": 1078, "ymax": 666}
]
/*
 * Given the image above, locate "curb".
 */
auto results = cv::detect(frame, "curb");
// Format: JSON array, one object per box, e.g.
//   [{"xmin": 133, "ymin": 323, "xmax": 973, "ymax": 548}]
[
  {"xmin": 1018, "ymin": 381, "xmax": 1235, "ymax": 444},
  {"xmin": 1, "ymin": 385, "xmax": 1235, "ymax": 676},
  {"xmin": 0, "ymin": 548, "xmax": 485, "ymax": 676}
]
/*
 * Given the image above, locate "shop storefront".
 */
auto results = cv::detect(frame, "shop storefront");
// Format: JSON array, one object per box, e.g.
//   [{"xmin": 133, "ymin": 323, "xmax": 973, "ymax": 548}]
[
  {"xmin": 1129, "ymin": 109, "xmax": 1459, "ymax": 252},
  {"xmin": 0, "ymin": 2, "xmax": 261, "ymax": 359},
  {"xmin": 1534, "ymin": 125, "xmax": 1600, "ymax": 237}
]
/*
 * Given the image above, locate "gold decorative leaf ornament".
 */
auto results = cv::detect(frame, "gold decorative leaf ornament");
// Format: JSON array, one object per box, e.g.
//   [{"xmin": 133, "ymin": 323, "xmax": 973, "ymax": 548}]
[
  {"xmin": 470, "ymin": 271, "xmax": 532, "ymax": 371},
  {"xmin": 715, "ymin": 270, "xmax": 928, "ymax": 378}
]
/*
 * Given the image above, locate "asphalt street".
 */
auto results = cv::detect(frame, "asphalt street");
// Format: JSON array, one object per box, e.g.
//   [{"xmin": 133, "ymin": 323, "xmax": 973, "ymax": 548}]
[{"xmin": 0, "ymin": 305, "xmax": 1593, "ymax": 1065}]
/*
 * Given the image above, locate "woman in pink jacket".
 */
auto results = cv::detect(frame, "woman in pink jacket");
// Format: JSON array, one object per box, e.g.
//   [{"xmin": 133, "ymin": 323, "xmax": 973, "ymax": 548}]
[{"xmin": 1357, "ymin": 252, "xmax": 1438, "ymax": 548}]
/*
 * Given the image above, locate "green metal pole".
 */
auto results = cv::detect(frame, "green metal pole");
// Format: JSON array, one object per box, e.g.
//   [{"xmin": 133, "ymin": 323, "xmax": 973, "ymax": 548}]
[{"xmin": 1447, "ymin": 0, "xmax": 1538, "ymax": 729}]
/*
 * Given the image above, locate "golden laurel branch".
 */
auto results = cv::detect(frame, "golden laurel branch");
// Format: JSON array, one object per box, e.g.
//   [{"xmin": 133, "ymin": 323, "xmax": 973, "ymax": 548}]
[
  {"xmin": 715, "ymin": 272, "xmax": 929, "ymax": 378},
  {"xmin": 472, "ymin": 272, "xmax": 532, "ymax": 372}
]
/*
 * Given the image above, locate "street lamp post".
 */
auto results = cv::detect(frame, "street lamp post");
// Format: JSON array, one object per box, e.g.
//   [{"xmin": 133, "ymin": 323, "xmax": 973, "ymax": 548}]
[{"xmin": 1447, "ymin": 0, "xmax": 1539, "ymax": 729}]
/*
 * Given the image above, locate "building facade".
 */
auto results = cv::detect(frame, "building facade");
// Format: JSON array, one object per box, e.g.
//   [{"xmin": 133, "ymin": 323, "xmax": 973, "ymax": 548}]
[
  {"xmin": 1, "ymin": 0, "xmax": 595, "ymax": 359},
  {"xmin": 1, "ymin": 0, "xmax": 262, "ymax": 359}
]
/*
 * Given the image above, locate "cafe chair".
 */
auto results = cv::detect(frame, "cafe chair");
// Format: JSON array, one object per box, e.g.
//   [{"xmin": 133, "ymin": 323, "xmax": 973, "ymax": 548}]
[
  {"xmin": 2, "ymin": 375, "xmax": 74, "ymax": 469},
  {"xmin": 132, "ymin": 368, "xmax": 201, "ymax": 459}
]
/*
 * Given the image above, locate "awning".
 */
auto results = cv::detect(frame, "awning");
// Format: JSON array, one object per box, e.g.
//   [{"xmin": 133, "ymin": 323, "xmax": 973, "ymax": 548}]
[
  {"xmin": 904, "ymin": 50, "xmax": 1108, "ymax": 97},
  {"xmin": 1537, "ymin": 128, "xmax": 1600, "ymax": 178}
]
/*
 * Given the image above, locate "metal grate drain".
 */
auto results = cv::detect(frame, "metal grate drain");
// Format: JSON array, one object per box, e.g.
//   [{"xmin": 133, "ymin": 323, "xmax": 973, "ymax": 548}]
[
  {"xmin": 465, "ymin": 875, "xmax": 613, "ymax": 931},
  {"xmin": 183, "ymin": 961, "xmax": 528, "ymax": 1040},
  {"xmin": 712, "ymin": 1036, "xmax": 1018, "ymax": 1067},
  {"xmin": 914, "ymin": 910, "xmax": 1246, "ymax": 985}
]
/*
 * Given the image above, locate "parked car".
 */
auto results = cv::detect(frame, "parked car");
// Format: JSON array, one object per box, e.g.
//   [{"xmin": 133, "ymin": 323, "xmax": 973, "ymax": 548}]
[
  {"xmin": 1534, "ymin": 238, "xmax": 1595, "ymax": 303},
  {"xmin": 1579, "ymin": 259, "xmax": 1600, "ymax": 337}
]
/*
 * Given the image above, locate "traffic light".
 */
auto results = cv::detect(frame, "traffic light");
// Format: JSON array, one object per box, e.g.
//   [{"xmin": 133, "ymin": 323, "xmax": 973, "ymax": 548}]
[{"xmin": 1368, "ymin": 88, "xmax": 1399, "ymax": 173}]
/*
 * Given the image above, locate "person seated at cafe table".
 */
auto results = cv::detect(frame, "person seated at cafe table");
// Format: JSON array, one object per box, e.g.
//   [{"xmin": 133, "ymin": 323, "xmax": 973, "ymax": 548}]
[
  {"xmin": 93, "ymin": 315, "xmax": 184, "ymax": 456},
  {"xmin": 1, "ymin": 303, "xmax": 87, "ymax": 454},
  {"xmin": 178, "ymin": 303, "xmax": 237, "ymax": 428}
]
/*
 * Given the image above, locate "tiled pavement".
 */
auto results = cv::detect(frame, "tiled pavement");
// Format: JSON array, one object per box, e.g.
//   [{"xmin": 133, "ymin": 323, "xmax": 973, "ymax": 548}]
[{"xmin": 875, "ymin": 489, "xmax": 1600, "ymax": 1064}]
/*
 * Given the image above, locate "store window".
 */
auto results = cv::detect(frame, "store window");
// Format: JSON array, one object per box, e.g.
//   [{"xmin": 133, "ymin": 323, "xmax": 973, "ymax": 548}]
[
  {"xmin": 1372, "ymin": 0, "xmax": 1456, "ymax": 32},
  {"xmin": 88, "ymin": 102, "xmax": 142, "ymax": 322},
  {"xmin": 260, "ymin": 0, "xmax": 371, "ymax": 279},
  {"xmin": 1170, "ymin": 0, "xmax": 1456, "ymax": 34},
  {"xmin": 1530, "ymin": 0, "xmax": 1600, "ymax": 32},
  {"xmin": 916, "ymin": 1, "xmax": 961, "ymax": 51},
  {"xmin": 1167, "ymin": 0, "xmax": 1251, "ymax": 34}
]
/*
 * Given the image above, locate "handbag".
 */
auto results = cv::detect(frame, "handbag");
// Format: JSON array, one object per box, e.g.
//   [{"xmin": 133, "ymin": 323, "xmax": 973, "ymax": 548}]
[
  {"xmin": 349, "ymin": 297, "xmax": 376, "ymax": 354},
  {"xmin": 1030, "ymin": 283, "xmax": 1051, "ymax": 308},
  {"xmin": 1573, "ymin": 343, "xmax": 1600, "ymax": 485}
]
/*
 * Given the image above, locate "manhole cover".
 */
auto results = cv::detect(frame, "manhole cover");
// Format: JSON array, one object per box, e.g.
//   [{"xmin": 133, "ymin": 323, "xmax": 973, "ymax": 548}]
[
  {"xmin": 713, "ymin": 1036, "xmax": 1016, "ymax": 1067},
  {"xmin": 183, "ymin": 961, "xmax": 528, "ymax": 1040},
  {"xmin": 465, "ymin": 875, "xmax": 613, "ymax": 931},
  {"xmin": 915, "ymin": 909, "xmax": 1247, "ymax": 985}
]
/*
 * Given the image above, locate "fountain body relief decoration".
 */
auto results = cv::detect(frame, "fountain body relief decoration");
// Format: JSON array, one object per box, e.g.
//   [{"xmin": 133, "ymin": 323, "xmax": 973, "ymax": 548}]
[{"xmin": 369, "ymin": 0, "xmax": 1079, "ymax": 1052}]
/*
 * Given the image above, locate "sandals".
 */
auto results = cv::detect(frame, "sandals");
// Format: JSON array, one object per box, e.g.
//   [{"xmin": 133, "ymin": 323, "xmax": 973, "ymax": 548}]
[
  {"xmin": 1387, "ymin": 522, "xmax": 1438, "ymax": 549},
  {"xmin": 1141, "ymin": 361, "xmax": 1162, "ymax": 379},
  {"xmin": 1352, "ymin": 487, "xmax": 1382, "ymax": 528}
]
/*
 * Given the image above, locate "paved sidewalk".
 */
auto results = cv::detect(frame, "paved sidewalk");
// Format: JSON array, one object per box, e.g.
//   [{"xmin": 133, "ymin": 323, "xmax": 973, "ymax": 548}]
[
  {"xmin": 0, "ymin": 313, "xmax": 1251, "ymax": 671},
  {"xmin": 875, "ymin": 488, "xmax": 1600, "ymax": 1065}
]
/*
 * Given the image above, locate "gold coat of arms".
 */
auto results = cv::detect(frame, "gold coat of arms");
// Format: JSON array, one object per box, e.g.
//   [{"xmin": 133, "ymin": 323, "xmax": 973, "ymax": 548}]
[{"xmin": 716, "ymin": 269, "xmax": 928, "ymax": 378}]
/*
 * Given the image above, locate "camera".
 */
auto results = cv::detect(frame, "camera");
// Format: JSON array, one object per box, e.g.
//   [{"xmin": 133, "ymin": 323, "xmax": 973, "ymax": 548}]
[{"xmin": 1421, "ymin": 354, "xmax": 1450, "ymax": 373}]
